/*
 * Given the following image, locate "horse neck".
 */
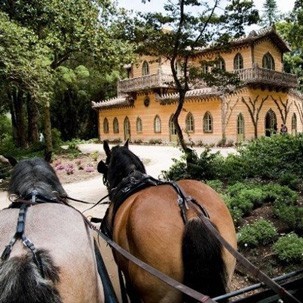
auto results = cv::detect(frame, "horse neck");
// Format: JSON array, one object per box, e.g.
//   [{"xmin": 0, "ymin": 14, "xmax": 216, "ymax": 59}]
[{"xmin": 108, "ymin": 150, "xmax": 146, "ymax": 190}]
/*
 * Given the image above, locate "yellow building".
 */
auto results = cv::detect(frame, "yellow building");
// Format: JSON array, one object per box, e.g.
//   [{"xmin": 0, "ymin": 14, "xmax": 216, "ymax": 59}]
[{"xmin": 92, "ymin": 27, "xmax": 303, "ymax": 146}]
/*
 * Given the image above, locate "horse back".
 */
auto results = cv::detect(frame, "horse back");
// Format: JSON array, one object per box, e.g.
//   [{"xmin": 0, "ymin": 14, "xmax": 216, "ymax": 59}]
[
  {"xmin": 0, "ymin": 204, "xmax": 104, "ymax": 303},
  {"xmin": 112, "ymin": 179, "xmax": 237, "ymax": 302}
]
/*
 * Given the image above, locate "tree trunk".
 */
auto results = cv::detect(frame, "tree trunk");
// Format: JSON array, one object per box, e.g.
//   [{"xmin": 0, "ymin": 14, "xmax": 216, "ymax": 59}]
[
  {"xmin": 9, "ymin": 86, "xmax": 27, "ymax": 148},
  {"xmin": 44, "ymin": 101, "xmax": 53, "ymax": 153},
  {"xmin": 27, "ymin": 94, "xmax": 39, "ymax": 144}
]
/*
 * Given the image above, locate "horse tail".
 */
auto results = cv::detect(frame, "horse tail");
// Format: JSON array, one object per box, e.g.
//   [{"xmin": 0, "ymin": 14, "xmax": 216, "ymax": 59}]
[
  {"xmin": 0, "ymin": 249, "xmax": 62, "ymax": 303},
  {"xmin": 182, "ymin": 218, "xmax": 227, "ymax": 302}
]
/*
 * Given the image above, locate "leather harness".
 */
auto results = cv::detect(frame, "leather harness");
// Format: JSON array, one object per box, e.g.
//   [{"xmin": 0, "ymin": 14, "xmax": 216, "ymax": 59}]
[
  {"xmin": 100, "ymin": 171, "xmax": 301, "ymax": 303},
  {"xmin": 0, "ymin": 190, "xmax": 119, "ymax": 302},
  {"xmin": 0, "ymin": 190, "xmax": 63, "ymax": 277}
]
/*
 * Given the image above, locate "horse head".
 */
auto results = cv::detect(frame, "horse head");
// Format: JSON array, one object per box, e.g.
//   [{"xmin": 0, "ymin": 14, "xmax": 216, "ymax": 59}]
[
  {"xmin": 8, "ymin": 155, "xmax": 66, "ymax": 202},
  {"xmin": 97, "ymin": 140, "xmax": 146, "ymax": 191}
]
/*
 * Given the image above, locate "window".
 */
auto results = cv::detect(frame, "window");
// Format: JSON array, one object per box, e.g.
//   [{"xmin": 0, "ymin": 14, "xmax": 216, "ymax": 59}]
[
  {"xmin": 237, "ymin": 113, "xmax": 245, "ymax": 134},
  {"xmin": 154, "ymin": 115, "xmax": 161, "ymax": 133},
  {"xmin": 113, "ymin": 118, "xmax": 119, "ymax": 134},
  {"xmin": 216, "ymin": 57, "xmax": 226, "ymax": 71},
  {"xmin": 203, "ymin": 112, "xmax": 213, "ymax": 133},
  {"xmin": 202, "ymin": 61, "xmax": 209, "ymax": 74},
  {"xmin": 142, "ymin": 60, "xmax": 149, "ymax": 76},
  {"xmin": 262, "ymin": 52, "xmax": 275, "ymax": 70},
  {"xmin": 136, "ymin": 117, "xmax": 143, "ymax": 133},
  {"xmin": 169, "ymin": 115, "xmax": 177, "ymax": 135},
  {"xmin": 175, "ymin": 60, "xmax": 182, "ymax": 76},
  {"xmin": 185, "ymin": 112, "xmax": 194, "ymax": 132},
  {"xmin": 103, "ymin": 118, "xmax": 109, "ymax": 134},
  {"xmin": 234, "ymin": 53, "xmax": 243, "ymax": 70},
  {"xmin": 292, "ymin": 113, "xmax": 297, "ymax": 135}
]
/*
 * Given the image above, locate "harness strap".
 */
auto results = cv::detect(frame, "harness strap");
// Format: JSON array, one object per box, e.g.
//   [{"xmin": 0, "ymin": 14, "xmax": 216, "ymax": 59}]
[
  {"xmin": 1, "ymin": 201, "xmax": 45, "ymax": 277},
  {"xmin": 93, "ymin": 240, "xmax": 118, "ymax": 303}
]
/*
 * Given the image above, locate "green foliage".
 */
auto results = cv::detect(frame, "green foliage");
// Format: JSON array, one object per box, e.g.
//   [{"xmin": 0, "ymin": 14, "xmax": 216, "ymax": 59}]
[
  {"xmin": 162, "ymin": 148, "xmax": 221, "ymax": 181},
  {"xmin": 238, "ymin": 219, "xmax": 278, "ymax": 248},
  {"xmin": 220, "ymin": 135, "xmax": 303, "ymax": 181},
  {"xmin": 273, "ymin": 233, "xmax": 303, "ymax": 263},
  {"xmin": 0, "ymin": 114, "xmax": 11, "ymax": 144}
]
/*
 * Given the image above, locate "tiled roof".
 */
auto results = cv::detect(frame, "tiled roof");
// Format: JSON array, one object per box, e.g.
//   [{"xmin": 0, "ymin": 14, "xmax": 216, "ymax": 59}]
[
  {"xmin": 92, "ymin": 95, "xmax": 133, "ymax": 109},
  {"xmin": 156, "ymin": 87, "xmax": 220, "ymax": 104}
]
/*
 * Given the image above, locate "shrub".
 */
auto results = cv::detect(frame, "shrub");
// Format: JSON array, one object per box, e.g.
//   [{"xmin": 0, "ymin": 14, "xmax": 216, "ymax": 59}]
[
  {"xmin": 206, "ymin": 179, "xmax": 224, "ymax": 194},
  {"xmin": 273, "ymin": 233, "xmax": 303, "ymax": 263},
  {"xmin": 162, "ymin": 148, "xmax": 221, "ymax": 181},
  {"xmin": 238, "ymin": 219, "xmax": 278, "ymax": 248}
]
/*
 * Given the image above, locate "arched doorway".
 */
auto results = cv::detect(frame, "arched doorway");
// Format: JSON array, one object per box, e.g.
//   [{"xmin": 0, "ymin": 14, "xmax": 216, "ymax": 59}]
[
  {"xmin": 169, "ymin": 115, "xmax": 177, "ymax": 142},
  {"xmin": 237, "ymin": 113, "xmax": 245, "ymax": 142},
  {"xmin": 124, "ymin": 117, "xmax": 131, "ymax": 141},
  {"xmin": 265, "ymin": 110, "xmax": 277, "ymax": 137}
]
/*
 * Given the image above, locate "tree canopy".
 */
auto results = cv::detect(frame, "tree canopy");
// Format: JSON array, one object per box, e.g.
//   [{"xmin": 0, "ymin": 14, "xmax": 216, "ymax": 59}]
[{"xmin": 0, "ymin": 0, "xmax": 134, "ymax": 150}]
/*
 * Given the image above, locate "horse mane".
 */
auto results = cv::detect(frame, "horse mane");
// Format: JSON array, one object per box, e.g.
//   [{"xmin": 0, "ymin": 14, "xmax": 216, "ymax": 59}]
[
  {"xmin": 8, "ymin": 157, "xmax": 66, "ymax": 198},
  {"xmin": 107, "ymin": 145, "xmax": 146, "ymax": 189}
]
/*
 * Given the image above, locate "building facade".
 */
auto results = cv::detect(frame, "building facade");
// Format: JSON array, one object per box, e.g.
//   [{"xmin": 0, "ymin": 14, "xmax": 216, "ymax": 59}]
[{"xmin": 92, "ymin": 28, "xmax": 303, "ymax": 146}]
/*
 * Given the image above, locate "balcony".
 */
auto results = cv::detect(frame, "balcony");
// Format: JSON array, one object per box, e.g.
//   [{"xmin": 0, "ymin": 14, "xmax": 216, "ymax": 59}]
[
  {"xmin": 236, "ymin": 66, "xmax": 298, "ymax": 89},
  {"xmin": 117, "ymin": 66, "xmax": 298, "ymax": 94},
  {"xmin": 117, "ymin": 71, "xmax": 174, "ymax": 94}
]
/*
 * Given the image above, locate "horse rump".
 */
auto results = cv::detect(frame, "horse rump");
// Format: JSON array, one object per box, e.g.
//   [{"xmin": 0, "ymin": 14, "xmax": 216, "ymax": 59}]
[
  {"xmin": 0, "ymin": 249, "xmax": 62, "ymax": 303},
  {"xmin": 182, "ymin": 218, "xmax": 227, "ymax": 302}
]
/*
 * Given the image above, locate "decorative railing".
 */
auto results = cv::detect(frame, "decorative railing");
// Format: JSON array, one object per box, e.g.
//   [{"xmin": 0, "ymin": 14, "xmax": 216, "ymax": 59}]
[
  {"xmin": 117, "ymin": 71, "xmax": 174, "ymax": 94},
  {"xmin": 236, "ymin": 66, "xmax": 298, "ymax": 88},
  {"xmin": 117, "ymin": 66, "xmax": 298, "ymax": 93}
]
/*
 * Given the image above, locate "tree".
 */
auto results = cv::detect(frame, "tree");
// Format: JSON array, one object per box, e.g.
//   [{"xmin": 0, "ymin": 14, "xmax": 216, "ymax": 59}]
[
  {"xmin": 261, "ymin": 0, "xmax": 279, "ymax": 26},
  {"xmin": 0, "ymin": 12, "xmax": 53, "ymax": 148},
  {"xmin": 0, "ymin": 0, "xmax": 134, "ymax": 151},
  {"xmin": 132, "ymin": 0, "xmax": 259, "ymax": 155}
]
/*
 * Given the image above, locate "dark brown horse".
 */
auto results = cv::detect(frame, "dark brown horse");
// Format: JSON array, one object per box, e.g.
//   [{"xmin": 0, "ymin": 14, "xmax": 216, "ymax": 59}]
[
  {"xmin": 98, "ymin": 141, "xmax": 237, "ymax": 303},
  {"xmin": 0, "ymin": 156, "xmax": 116, "ymax": 303}
]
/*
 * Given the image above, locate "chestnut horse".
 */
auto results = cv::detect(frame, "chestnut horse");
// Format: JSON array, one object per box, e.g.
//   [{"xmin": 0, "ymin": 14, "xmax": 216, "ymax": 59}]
[
  {"xmin": 98, "ymin": 141, "xmax": 237, "ymax": 303},
  {"xmin": 0, "ymin": 156, "xmax": 116, "ymax": 303}
]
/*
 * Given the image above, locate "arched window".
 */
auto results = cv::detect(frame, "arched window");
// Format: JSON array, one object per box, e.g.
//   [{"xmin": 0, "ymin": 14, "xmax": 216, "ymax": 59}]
[
  {"xmin": 262, "ymin": 52, "xmax": 275, "ymax": 70},
  {"xmin": 185, "ymin": 112, "xmax": 194, "ymax": 132},
  {"xmin": 203, "ymin": 112, "xmax": 213, "ymax": 133},
  {"xmin": 169, "ymin": 114, "xmax": 177, "ymax": 135},
  {"xmin": 234, "ymin": 53, "xmax": 244, "ymax": 70},
  {"xmin": 237, "ymin": 113, "xmax": 245, "ymax": 142},
  {"xmin": 216, "ymin": 57, "xmax": 226, "ymax": 71},
  {"xmin": 113, "ymin": 117, "xmax": 119, "ymax": 134},
  {"xmin": 202, "ymin": 61, "xmax": 209, "ymax": 74},
  {"xmin": 123, "ymin": 116, "xmax": 131, "ymax": 141},
  {"xmin": 292, "ymin": 113, "xmax": 297, "ymax": 135},
  {"xmin": 142, "ymin": 60, "xmax": 149, "ymax": 76},
  {"xmin": 154, "ymin": 115, "xmax": 161, "ymax": 133},
  {"xmin": 103, "ymin": 118, "xmax": 109, "ymax": 134},
  {"xmin": 175, "ymin": 60, "xmax": 182, "ymax": 76},
  {"xmin": 136, "ymin": 117, "xmax": 143, "ymax": 133}
]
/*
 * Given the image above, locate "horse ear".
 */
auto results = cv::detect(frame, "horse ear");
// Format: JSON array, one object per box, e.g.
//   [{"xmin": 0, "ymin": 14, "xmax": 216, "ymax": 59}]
[
  {"xmin": 44, "ymin": 151, "xmax": 52, "ymax": 163},
  {"xmin": 103, "ymin": 140, "xmax": 111, "ymax": 157},
  {"xmin": 97, "ymin": 160, "xmax": 108, "ymax": 174},
  {"xmin": 3, "ymin": 155, "xmax": 18, "ymax": 167},
  {"xmin": 124, "ymin": 139, "xmax": 129, "ymax": 149}
]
